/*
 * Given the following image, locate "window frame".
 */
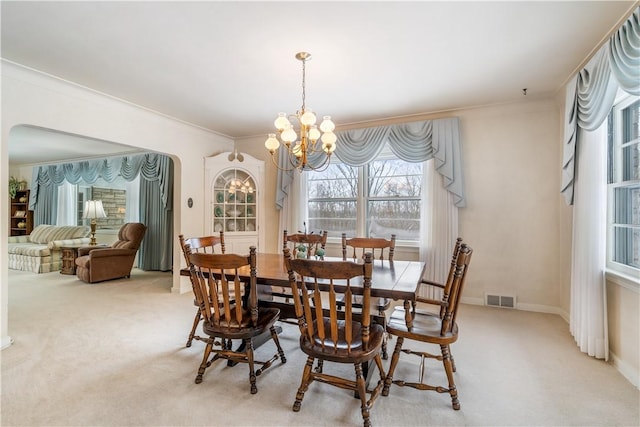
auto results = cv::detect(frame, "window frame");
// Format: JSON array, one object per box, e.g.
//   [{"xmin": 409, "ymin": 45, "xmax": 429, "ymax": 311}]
[{"xmin": 606, "ymin": 94, "xmax": 640, "ymax": 281}]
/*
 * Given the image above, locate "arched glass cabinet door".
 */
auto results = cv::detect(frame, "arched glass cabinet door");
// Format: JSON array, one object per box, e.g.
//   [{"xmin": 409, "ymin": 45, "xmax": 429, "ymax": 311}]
[
  {"xmin": 212, "ymin": 168, "xmax": 257, "ymax": 234},
  {"xmin": 205, "ymin": 152, "xmax": 265, "ymax": 253}
]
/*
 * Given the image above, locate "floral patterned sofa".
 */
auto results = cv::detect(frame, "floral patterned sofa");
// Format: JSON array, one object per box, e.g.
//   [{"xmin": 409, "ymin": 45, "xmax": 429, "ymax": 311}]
[{"xmin": 8, "ymin": 224, "xmax": 91, "ymax": 273}]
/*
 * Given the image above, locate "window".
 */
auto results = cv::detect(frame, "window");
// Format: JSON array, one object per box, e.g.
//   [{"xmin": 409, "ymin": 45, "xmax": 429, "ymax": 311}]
[
  {"xmin": 607, "ymin": 96, "xmax": 640, "ymax": 277},
  {"xmin": 306, "ymin": 145, "xmax": 423, "ymax": 242},
  {"xmin": 56, "ymin": 175, "xmax": 139, "ymax": 228}
]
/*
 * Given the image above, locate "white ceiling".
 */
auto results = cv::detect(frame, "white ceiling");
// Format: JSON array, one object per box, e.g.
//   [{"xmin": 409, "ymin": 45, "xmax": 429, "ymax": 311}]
[{"xmin": 2, "ymin": 1, "xmax": 637, "ymax": 165}]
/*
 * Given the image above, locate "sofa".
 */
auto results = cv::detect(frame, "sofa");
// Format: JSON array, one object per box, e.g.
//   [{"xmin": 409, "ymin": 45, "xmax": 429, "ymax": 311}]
[{"xmin": 8, "ymin": 224, "xmax": 91, "ymax": 273}]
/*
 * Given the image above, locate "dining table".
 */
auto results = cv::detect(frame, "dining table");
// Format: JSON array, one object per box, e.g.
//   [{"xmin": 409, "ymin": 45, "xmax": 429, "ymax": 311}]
[{"xmin": 180, "ymin": 252, "xmax": 426, "ymax": 327}]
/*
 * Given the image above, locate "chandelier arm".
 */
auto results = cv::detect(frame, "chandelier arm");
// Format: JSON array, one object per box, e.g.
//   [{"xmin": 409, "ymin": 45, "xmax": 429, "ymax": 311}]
[{"xmin": 269, "ymin": 152, "xmax": 301, "ymax": 172}]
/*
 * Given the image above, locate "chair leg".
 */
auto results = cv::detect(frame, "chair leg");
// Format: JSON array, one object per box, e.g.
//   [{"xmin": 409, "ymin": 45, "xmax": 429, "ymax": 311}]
[
  {"xmin": 186, "ymin": 309, "xmax": 201, "ymax": 347},
  {"xmin": 270, "ymin": 325, "xmax": 287, "ymax": 363},
  {"xmin": 195, "ymin": 341, "xmax": 213, "ymax": 384},
  {"xmin": 448, "ymin": 345, "xmax": 456, "ymax": 372},
  {"xmin": 293, "ymin": 356, "xmax": 315, "ymax": 412},
  {"xmin": 382, "ymin": 336, "xmax": 404, "ymax": 396},
  {"xmin": 244, "ymin": 338, "xmax": 258, "ymax": 394},
  {"xmin": 381, "ymin": 334, "xmax": 388, "ymax": 360},
  {"xmin": 441, "ymin": 344, "xmax": 460, "ymax": 410},
  {"xmin": 355, "ymin": 363, "xmax": 371, "ymax": 427}
]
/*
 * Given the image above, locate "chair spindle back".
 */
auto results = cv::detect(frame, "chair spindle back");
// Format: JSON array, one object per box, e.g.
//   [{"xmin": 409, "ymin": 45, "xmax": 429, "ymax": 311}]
[
  {"xmin": 342, "ymin": 233, "xmax": 396, "ymax": 262},
  {"xmin": 185, "ymin": 245, "xmax": 257, "ymax": 329},
  {"xmin": 284, "ymin": 248, "xmax": 374, "ymax": 353}
]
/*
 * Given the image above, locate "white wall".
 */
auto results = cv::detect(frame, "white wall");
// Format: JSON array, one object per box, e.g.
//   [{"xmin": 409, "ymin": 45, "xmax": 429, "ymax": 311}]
[
  {"xmin": 457, "ymin": 99, "xmax": 566, "ymax": 315},
  {"xmin": 1, "ymin": 61, "xmax": 234, "ymax": 348}
]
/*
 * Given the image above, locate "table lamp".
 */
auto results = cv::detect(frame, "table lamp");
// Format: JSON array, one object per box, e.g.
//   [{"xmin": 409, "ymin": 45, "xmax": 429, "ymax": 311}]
[{"xmin": 83, "ymin": 200, "xmax": 107, "ymax": 245}]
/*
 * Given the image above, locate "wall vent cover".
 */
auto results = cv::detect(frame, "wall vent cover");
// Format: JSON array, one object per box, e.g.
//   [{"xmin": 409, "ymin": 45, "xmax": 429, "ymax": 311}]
[{"xmin": 485, "ymin": 294, "xmax": 516, "ymax": 309}]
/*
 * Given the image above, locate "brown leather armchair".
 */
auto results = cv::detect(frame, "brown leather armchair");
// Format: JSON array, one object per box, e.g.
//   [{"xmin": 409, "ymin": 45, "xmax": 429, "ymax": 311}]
[{"xmin": 75, "ymin": 222, "xmax": 147, "ymax": 283}]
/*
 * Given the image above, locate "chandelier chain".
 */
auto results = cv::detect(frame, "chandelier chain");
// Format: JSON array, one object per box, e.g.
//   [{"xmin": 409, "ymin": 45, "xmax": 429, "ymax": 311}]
[{"xmin": 301, "ymin": 58, "xmax": 306, "ymax": 113}]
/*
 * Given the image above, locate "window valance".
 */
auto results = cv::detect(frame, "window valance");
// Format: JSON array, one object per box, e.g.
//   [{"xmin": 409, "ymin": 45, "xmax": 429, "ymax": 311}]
[
  {"xmin": 561, "ymin": 7, "xmax": 639, "ymax": 205},
  {"xmin": 29, "ymin": 153, "xmax": 173, "ymax": 211},
  {"xmin": 276, "ymin": 117, "xmax": 465, "ymax": 209}
]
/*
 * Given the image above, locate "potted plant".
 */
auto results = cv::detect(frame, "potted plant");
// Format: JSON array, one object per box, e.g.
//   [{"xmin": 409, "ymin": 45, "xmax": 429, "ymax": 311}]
[{"xmin": 8, "ymin": 176, "xmax": 20, "ymax": 199}]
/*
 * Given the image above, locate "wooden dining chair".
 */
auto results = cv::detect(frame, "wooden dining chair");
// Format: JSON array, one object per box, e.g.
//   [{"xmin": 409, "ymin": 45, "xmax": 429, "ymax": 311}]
[
  {"xmin": 284, "ymin": 248, "xmax": 386, "ymax": 427},
  {"xmin": 184, "ymin": 245, "xmax": 286, "ymax": 393},
  {"xmin": 178, "ymin": 232, "xmax": 226, "ymax": 347},
  {"xmin": 271, "ymin": 230, "xmax": 328, "ymax": 304},
  {"xmin": 382, "ymin": 243, "xmax": 473, "ymax": 410},
  {"xmin": 339, "ymin": 232, "xmax": 396, "ymax": 358}
]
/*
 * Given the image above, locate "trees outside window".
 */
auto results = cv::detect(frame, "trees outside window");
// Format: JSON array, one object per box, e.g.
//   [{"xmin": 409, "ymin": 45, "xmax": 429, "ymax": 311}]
[{"xmin": 306, "ymin": 145, "xmax": 423, "ymax": 241}]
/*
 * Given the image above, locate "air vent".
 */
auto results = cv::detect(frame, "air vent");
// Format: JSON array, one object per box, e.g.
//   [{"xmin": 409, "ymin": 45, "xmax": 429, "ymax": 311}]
[{"xmin": 485, "ymin": 293, "xmax": 516, "ymax": 309}]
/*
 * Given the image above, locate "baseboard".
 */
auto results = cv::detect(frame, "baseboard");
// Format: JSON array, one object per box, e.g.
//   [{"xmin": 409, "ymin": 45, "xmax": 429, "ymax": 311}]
[
  {"xmin": 461, "ymin": 296, "xmax": 570, "ymax": 322},
  {"xmin": 610, "ymin": 351, "xmax": 640, "ymax": 390}
]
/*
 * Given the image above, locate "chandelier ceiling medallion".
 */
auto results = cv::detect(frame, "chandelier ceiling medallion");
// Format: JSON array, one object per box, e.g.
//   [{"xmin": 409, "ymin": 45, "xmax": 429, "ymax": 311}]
[{"xmin": 264, "ymin": 52, "xmax": 336, "ymax": 172}]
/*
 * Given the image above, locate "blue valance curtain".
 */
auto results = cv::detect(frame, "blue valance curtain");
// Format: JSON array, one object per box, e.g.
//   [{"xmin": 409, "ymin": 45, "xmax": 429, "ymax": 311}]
[
  {"xmin": 29, "ymin": 153, "xmax": 173, "ymax": 271},
  {"xmin": 276, "ymin": 117, "xmax": 465, "ymax": 209},
  {"xmin": 561, "ymin": 7, "xmax": 639, "ymax": 205}
]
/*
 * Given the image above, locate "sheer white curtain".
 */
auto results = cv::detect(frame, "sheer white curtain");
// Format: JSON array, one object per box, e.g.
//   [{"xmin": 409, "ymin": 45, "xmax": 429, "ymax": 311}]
[
  {"xmin": 570, "ymin": 123, "xmax": 608, "ymax": 360},
  {"xmin": 56, "ymin": 181, "xmax": 77, "ymax": 226},
  {"xmin": 278, "ymin": 172, "xmax": 303, "ymax": 251},
  {"xmin": 125, "ymin": 175, "xmax": 140, "ymax": 223},
  {"xmin": 419, "ymin": 159, "xmax": 459, "ymax": 297}
]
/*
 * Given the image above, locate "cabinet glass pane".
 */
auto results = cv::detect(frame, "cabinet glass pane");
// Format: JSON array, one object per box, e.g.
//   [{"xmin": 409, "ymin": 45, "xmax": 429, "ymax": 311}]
[{"xmin": 212, "ymin": 168, "xmax": 257, "ymax": 234}]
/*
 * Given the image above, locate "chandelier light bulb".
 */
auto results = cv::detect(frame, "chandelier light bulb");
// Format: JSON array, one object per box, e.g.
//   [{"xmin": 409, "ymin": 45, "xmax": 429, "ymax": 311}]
[
  {"xmin": 281, "ymin": 126, "xmax": 297, "ymax": 144},
  {"xmin": 319, "ymin": 116, "xmax": 335, "ymax": 132},
  {"xmin": 321, "ymin": 131, "xmax": 337, "ymax": 146},
  {"xmin": 300, "ymin": 109, "xmax": 317, "ymax": 126},
  {"xmin": 274, "ymin": 113, "xmax": 290, "ymax": 131},
  {"xmin": 265, "ymin": 133, "xmax": 280, "ymax": 152},
  {"xmin": 308, "ymin": 125, "xmax": 321, "ymax": 142}
]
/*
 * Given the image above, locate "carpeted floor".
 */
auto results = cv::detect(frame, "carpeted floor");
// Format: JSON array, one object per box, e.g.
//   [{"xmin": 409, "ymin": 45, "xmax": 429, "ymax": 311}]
[{"xmin": 2, "ymin": 268, "xmax": 638, "ymax": 427}]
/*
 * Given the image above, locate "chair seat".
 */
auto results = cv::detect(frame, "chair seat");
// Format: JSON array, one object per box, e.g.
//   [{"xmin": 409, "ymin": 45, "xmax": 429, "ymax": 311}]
[
  {"xmin": 387, "ymin": 307, "xmax": 459, "ymax": 344},
  {"xmin": 203, "ymin": 307, "xmax": 280, "ymax": 339},
  {"xmin": 301, "ymin": 320, "xmax": 385, "ymax": 363}
]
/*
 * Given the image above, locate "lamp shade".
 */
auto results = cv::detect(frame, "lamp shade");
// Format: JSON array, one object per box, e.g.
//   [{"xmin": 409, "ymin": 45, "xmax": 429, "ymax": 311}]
[{"xmin": 83, "ymin": 200, "xmax": 107, "ymax": 219}]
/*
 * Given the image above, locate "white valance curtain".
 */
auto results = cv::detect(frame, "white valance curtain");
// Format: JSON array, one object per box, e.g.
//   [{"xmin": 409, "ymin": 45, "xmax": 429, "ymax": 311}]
[
  {"xmin": 29, "ymin": 153, "xmax": 174, "ymax": 271},
  {"xmin": 561, "ymin": 7, "xmax": 639, "ymax": 205},
  {"xmin": 560, "ymin": 6, "xmax": 639, "ymax": 360},
  {"xmin": 29, "ymin": 154, "xmax": 172, "ymax": 211}
]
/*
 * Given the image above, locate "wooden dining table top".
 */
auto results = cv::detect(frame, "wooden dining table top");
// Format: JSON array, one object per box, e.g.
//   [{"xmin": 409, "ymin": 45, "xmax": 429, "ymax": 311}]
[{"xmin": 180, "ymin": 252, "xmax": 426, "ymax": 302}]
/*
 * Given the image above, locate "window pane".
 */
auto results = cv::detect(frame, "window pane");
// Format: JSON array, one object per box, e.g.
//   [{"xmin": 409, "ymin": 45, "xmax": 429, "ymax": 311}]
[
  {"xmin": 614, "ymin": 186, "xmax": 640, "ymax": 226},
  {"xmin": 622, "ymin": 143, "xmax": 640, "ymax": 181},
  {"xmin": 622, "ymin": 99, "xmax": 639, "ymax": 142},
  {"xmin": 368, "ymin": 199, "xmax": 421, "ymax": 240},
  {"xmin": 368, "ymin": 159, "xmax": 422, "ymax": 197},
  {"xmin": 613, "ymin": 226, "xmax": 640, "ymax": 269},
  {"xmin": 307, "ymin": 200, "xmax": 356, "ymax": 237},
  {"xmin": 367, "ymin": 158, "xmax": 422, "ymax": 241},
  {"xmin": 622, "ymin": 100, "xmax": 640, "ymax": 181},
  {"xmin": 307, "ymin": 163, "xmax": 357, "ymax": 198}
]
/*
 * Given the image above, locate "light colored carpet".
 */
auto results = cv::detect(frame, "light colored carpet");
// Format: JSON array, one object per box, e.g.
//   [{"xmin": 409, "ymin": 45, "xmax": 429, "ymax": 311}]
[{"xmin": 2, "ymin": 269, "xmax": 639, "ymax": 427}]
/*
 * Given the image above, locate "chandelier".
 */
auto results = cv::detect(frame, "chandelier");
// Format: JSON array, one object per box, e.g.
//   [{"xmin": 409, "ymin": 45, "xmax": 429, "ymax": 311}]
[{"xmin": 264, "ymin": 52, "xmax": 336, "ymax": 172}]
